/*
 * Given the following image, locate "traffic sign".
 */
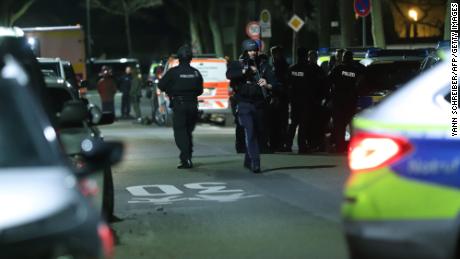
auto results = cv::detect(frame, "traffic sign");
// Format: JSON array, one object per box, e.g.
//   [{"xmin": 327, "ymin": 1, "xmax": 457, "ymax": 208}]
[
  {"xmin": 354, "ymin": 0, "xmax": 371, "ymax": 17},
  {"xmin": 288, "ymin": 14, "xmax": 304, "ymax": 32},
  {"xmin": 246, "ymin": 21, "xmax": 260, "ymax": 40},
  {"xmin": 259, "ymin": 9, "xmax": 272, "ymax": 38},
  {"xmin": 260, "ymin": 9, "xmax": 271, "ymax": 24}
]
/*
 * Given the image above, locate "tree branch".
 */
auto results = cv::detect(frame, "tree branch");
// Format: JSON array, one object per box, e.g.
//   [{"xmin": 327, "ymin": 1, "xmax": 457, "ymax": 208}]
[{"xmin": 9, "ymin": 0, "xmax": 35, "ymax": 26}]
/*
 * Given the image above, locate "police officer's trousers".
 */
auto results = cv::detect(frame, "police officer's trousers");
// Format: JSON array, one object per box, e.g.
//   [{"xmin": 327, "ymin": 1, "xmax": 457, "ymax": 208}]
[
  {"xmin": 172, "ymin": 99, "xmax": 198, "ymax": 162},
  {"xmin": 237, "ymin": 101, "xmax": 264, "ymax": 168}
]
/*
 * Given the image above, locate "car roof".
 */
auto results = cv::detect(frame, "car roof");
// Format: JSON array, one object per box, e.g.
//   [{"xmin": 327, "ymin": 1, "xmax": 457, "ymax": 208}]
[
  {"xmin": 357, "ymin": 61, "xmax": 449, "ymax": 133},
  {"xmin": 365, "ymin": 48, "xmax": 430, "ymax": 58},
  {"xmin": 37, "ymin": 57, "xmax": 71, "ymax": 64},
  {"xmin": 360, "ymin": 56, "xmax": 425, "ymax": 66},
  {"xmin": 90, "ymin": 58, "xmax": 140, "ymax": 64}
]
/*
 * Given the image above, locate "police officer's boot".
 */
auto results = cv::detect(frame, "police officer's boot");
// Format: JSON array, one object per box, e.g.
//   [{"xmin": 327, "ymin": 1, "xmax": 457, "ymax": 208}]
[
  {"xmin": 177, "ymin": 159, "xmax": 193, "ymax": 169},
  {"xmin": 244, "ymin": 154, "xmax": 251, "ymax": 169}
]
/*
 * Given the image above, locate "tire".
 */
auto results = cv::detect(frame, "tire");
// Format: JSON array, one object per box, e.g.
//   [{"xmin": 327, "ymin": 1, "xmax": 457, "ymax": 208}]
[
  {"xmin": 102, "ymin": 165, "xmax": 114, "ymax": 219},
  {"xmin": 224, "ymin": 113, "xmax": 235, "ymax": 127}
]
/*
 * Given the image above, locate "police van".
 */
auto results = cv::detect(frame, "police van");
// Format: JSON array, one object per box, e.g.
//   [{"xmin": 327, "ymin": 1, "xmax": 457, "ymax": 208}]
[{"xmin": 163, "ymin": 55, "xmax": 232, "ymax": 125}]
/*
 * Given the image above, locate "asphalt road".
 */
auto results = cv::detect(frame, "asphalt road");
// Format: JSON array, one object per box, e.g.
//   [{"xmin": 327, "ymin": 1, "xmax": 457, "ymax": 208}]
[{"xmin": 99, "ymin": 120, "xmax": 350, "ymax": 259}]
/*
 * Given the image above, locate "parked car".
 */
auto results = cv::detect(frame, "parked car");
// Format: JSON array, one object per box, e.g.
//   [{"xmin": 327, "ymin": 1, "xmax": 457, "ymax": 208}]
[
  {"xmin": 43, "ymin": 75, "xmax": 117, "ymax": 218},
  {"xmin": 37, "ymin": 57, "xmax": 82, "ymax": 97},
  {"xmin": 342, "ymin": 58, "xmax": 456, "ymax": 259},
  {"xmin": 357, "ymin": 50, "xmax": 426, "ymax": 110},
  {"xmin": 420, "ymin": 41, "xmax": 450, "ymax": 73},
  {"xmin": 0, "ymin": 53, "xmax": 120, "ymax": 259}
]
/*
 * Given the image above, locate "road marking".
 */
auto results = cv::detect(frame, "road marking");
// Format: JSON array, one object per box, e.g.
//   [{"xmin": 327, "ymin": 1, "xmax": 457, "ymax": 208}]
[{"xmin": 126, "ymin": 182, "xmax": 261, "ymax": 205}]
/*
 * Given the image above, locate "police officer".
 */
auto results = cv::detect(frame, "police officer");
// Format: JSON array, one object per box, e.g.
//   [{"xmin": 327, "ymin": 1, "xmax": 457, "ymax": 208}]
[
  {"xmin": 119, "ymin": 66, "xmax": 132, "ymax": 118},
  {"xmin": 269, "ymin": 45, "xmax": 290, "ymax": 152},
  {"xmin": 306, "ymin": 50, "xmax": 327, "ymax": 151},
  {"xmin": 286, "ymin": 47, "xmax": 310, "ymax": 153},
  {"xmin": 158, "ymin": 45, "xmax": 203, "ymax": 168},
  {"xmin": 226, "ymin": 39, "xmax": 276, "ymax": 173},
  {"xmin": 329, "ymin": 50, "xmax": 363, "ymax": 153}
]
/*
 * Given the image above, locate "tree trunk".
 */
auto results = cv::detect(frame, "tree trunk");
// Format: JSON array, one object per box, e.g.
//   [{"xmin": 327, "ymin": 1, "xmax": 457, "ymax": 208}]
[
  {"xmin": 123, "ymin": 1, "xmax": 133, "ymax": 57},
  {"xmin": 232, "ymin": 0, "xmax": 241, "ymax": 60},
  {"xmin": 371, "ymin": 0, "xmax": 385, "ymax": 47},
  {"xmin": 445, "ymin": 0, "xmax": 451, "ymax": 40},
  {"xmin": 197, "ymin": 0, "xmax": 212, "ymax": 53},
  {"xmin": 208, "ymin": 0, "xmax": 224, "ymax": 57},
  {"xmin": 317, "ymin": 0, "xmax": 331, "ymax": 48},
  {"xmin": 340, "ymin": 0, "xmax": 354, "ymax": 47},
  {"xmin": 186, "ymin": 0, "xmax": 203, "ymax": 54}
]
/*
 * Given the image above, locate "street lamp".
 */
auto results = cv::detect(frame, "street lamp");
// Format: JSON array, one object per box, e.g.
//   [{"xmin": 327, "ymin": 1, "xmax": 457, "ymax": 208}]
[
  {"xmin": 408, "ymin": 8, "xmax": 418, "ymax": 38},
  {"xmin": 408, "ymin": 9, "xmax": 418, "ymax": 22}
]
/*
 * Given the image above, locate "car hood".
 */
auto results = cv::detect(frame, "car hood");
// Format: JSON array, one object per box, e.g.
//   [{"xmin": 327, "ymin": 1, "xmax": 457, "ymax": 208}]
[{"xmin": 0, "ymin": 166, "xmax": 78, "ymax": 230}]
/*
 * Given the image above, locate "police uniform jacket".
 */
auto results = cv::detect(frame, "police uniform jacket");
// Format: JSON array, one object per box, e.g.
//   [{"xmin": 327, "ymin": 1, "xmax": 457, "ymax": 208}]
[
  {"xmin": 226, "ymin": 57, "xmax": 276, "ymax": 107},
  {"xmin": 329, "ymin": 62, "xmax": 364, "ymax": 107},
  {"xmin": 158, "ymin": 63, "xmax": 204, "ymax": 99}
]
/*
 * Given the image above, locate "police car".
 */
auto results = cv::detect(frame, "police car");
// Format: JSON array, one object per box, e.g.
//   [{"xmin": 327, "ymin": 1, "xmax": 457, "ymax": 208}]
[
  {"xmin": 342, "ymin": 58, "xmax": 457, "ymax": 259},
  {"xmin": 357, "ymin": 48, "xmax": 428, "ymax": 110}
]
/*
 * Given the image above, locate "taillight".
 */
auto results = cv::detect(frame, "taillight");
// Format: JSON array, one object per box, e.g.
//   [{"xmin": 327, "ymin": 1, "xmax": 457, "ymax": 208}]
[
  {"xmin": 98, "ymin": 223, "xmax": 115, "ymax": 259},
  {"xmin": 79, "ymin": 178, "xmax": 99, "ymax": 197},
  {"xmin": 348, "ymin": 132, "xmax": 412, "ymax": 172}
]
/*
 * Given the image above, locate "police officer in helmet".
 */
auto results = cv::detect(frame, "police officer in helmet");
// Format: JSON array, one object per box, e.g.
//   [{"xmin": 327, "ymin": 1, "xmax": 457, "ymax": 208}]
[
  {"xmin": 226, "ymin": 39, "xmax": 276, "ymax": 173},
  {"xmin": 159, "ymin": 45, "xmax": 204, "ymax": 168}
]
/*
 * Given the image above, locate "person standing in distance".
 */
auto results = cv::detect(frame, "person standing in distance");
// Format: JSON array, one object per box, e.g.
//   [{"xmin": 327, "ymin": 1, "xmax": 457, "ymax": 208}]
[
  {"xmin": 158, "ymin": 45, "xmax": 203, "ymax": 169},
  {"xmin": 119, "ymin": 66, "xmax": 132, "ymax": 118},
  {"xmin": 226, "ymin": 39, "xmax": 276, "ymax": 173},
  {"xmin": 97, "ymin": 65, "xmax": 117, "ymax": 114}
]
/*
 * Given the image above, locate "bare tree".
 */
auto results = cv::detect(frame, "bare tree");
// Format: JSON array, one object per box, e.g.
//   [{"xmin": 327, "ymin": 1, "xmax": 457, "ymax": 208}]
[
  {"xmin": 208, "ymin": 0, "xmax": 224, "ymax": 57},
  {"xmin": 91, "ymin": 0, "xmax": 163, "ymax": 56},
  {"xmin": 170, "ymin": 0, "xmax": 203, "ymax": 53},
  {"xmin": 371, "ymin": 0, "xmax": 386, "ymax": 47},
  {"xmin": 340, "ymin": 0, "xmax": 354, "ymax": 47},
  {"xmin": 0, "ymin": 0, "xmax": 35, "ymax": 26}
]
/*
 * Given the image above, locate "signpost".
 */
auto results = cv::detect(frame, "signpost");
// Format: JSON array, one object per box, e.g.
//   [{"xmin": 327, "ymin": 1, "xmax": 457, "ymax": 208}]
[
  {"xmin": 354, "ymin": 0, "xmax": 371, "ymax": 47},
  {"xmin": 288, "ymin": 14, "xmax": 304, "ymax": 63}
]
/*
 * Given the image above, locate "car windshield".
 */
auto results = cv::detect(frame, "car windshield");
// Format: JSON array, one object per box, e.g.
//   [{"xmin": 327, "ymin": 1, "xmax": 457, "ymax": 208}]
[
  {"xmin": 0, "ymin": 86, "xmax": 57, "ymax": 167},
  {"xmin": 359, "ymin": 60, "xmax": 422, "ymax": 94},
  {"xmin": 39, "ymin": 62, "xmax": 61, "ymax": 77},
  {"xmin": 190, "ymin": 60, "xmax": 228, "ymax": 82}
]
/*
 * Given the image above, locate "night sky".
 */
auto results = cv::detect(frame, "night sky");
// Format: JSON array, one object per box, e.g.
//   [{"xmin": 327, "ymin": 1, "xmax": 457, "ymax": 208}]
[{"xmin": 16, "ymin": 0, "xmax": 186, "ymax": 65}]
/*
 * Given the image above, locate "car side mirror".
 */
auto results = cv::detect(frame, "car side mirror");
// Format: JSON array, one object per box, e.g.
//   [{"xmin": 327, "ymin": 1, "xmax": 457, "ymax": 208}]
[
  {"xmin": 59, "ymin": 100, "xmax": 88, "ymax": 128},
  {"xmin": 79, "ymin": 138, "xmax": 124, "ymax": 173},
  {"xmin": 80, "ymin": 80, "xmax": 89, "ymax": 89},
  {"xmin": 88, "ymin": 104, "xmax": 102, "ymax": 125}
]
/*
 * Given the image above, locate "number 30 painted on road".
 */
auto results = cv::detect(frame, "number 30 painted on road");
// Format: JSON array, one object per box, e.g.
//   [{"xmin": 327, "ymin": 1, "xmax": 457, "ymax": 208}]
[{"xmin": 127, "ymin": 182, "xmax": 243, "ymax": 197}]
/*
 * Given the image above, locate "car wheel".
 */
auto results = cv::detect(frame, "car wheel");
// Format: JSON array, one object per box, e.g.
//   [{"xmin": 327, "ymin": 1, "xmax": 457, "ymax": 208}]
[
  {"xmin": 224, "ymin": 114, "xmax": 235, "ymax": 127},
  {"xmin": 102, "ymin": 165, "xmax": 114, "ymax": 219}
]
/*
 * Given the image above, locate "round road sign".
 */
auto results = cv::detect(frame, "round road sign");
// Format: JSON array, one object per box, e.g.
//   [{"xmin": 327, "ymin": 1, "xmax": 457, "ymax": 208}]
[
  {"xmin": 354, "ymin": 0, "xmax": 371, "ymax": 17},
  {"xmin": 246, "ymin": 21, "xmax": 260, "ymax": 40}
]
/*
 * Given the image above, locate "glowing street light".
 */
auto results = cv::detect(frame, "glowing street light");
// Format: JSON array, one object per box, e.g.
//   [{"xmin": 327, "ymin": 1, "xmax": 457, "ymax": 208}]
[{"xmin": 408, "ymin": 9, "xmax": 418, "ymax": 22}]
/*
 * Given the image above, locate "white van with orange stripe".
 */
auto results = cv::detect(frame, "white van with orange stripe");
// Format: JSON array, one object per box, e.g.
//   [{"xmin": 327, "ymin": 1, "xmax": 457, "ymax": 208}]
[{"xmin": 165, "ymin": 56, "xmax": 232, "ymax": 124}]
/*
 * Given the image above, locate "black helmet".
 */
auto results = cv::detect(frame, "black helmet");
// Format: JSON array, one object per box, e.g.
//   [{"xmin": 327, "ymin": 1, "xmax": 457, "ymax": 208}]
[
  {"xmin": 343, "ymin": 50, "xmax": 353, "ymax": 63},
  {"xmin": 242, "ymin": 39, "xmax": 259, "ymax": 52},
  {"xmin": 177, "ymin": 45, "xmax": 193, "ymax": 62}
]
